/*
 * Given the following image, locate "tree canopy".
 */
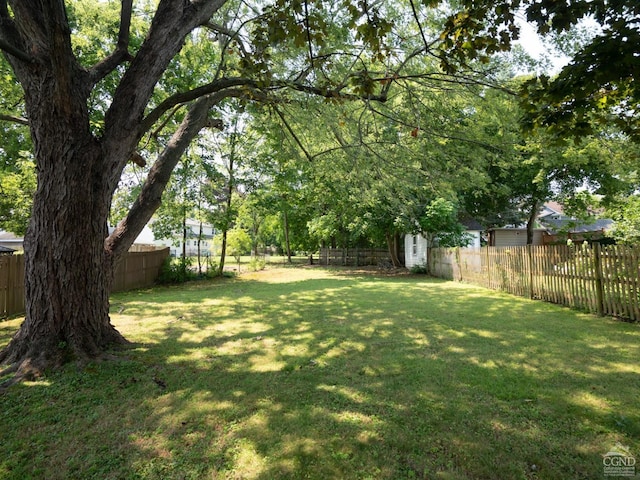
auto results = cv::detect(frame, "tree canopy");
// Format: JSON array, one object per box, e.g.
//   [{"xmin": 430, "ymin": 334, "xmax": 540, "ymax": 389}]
[{"xmin": 439, "ymin": 0, "xmax": 639, "ymax": 141}]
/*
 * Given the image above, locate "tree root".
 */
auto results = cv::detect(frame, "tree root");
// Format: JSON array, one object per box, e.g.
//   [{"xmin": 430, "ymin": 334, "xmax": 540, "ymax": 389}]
[
  {"xmin": 0, "ymin": 330, "xmax": 132, "ymax": 392},
  {"xmin": 0, "ymin": 358, "xmax": 43, "ymax": 393}
]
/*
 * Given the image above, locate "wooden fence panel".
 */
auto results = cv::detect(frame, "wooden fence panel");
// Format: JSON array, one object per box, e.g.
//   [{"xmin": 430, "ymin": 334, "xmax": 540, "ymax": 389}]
[
  {"xmin": 0, "ymin": 255, "xmax": 25, "ymax": 317},
  {"xmin": 112, "ymin": 247, "xmax": 170, "ymax": 292},
  {"xmin": 318, "ymin": 248, "xmax": 397, "ymax": 267},
  {"xmin": 0, "ymin": 247, "xmax": 169, "ymax": 318},
  {"xmin": 430, "ymin": 244, "xmax": 640, "ymax": 322}
]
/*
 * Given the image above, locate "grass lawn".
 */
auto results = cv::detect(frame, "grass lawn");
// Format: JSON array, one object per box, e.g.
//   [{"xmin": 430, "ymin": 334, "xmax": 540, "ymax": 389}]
[{"xmin": 1, "ymin": 267, "xmax": 639, "ymax": 479}]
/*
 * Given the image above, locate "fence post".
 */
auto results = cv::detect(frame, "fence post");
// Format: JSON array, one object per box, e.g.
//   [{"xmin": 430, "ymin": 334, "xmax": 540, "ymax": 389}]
[
  {"xmin": 6, "ymin": 255, "xmax": 15, "ymax": 315},
  {"xmin": 593, "ymin": 243, "xmax": 605, "ymax": 317},
  {"xmin": 527, "ymin": 245, "xmax": 534, "ymax": 300},
  {"xmin": 485, "ymin": 246, "xmax": 491, "ymax": 288}
]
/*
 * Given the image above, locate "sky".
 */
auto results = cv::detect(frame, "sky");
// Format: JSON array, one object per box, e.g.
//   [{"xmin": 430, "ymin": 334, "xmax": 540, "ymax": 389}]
[{"xmin": 515, "ymin": 18, "xmax": 571, "ymax": 74}]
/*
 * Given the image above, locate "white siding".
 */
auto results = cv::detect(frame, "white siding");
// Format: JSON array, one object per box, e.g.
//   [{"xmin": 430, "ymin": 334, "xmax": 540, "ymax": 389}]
[
  {"xmin": 405, "ymin": 231, "xmax": 482, "ymax": 268},
  {"xmin": 404, "ymin": 234, "xmax": 429, "ymax": 269},
  {"xmin": 466, "ymin": 231, "xmax": 481, "ymax": 248}
]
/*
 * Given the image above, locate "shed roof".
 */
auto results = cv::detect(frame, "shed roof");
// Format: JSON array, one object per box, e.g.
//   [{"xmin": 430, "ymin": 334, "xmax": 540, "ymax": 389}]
[{"xmin": 540, "ymin": 217, "xmax": 614, "ymax": 234}]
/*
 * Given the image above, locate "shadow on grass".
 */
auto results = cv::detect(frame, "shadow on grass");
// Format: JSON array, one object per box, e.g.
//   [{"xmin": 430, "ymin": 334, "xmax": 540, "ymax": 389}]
[{"xmin": 1, "ymin": 269, "xmax": 640, "ymax": 479}]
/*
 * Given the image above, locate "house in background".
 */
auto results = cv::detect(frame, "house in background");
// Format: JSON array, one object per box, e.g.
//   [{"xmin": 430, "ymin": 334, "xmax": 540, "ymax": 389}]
[
  {"xmin": 109, "ymin": 219, "xmax": 216, "ymax": 257},
  {"xmin": 163, "ymin": 219, "xmax": 216, "ymax": 257},
  {"xmin": 404, "ymin": 218, "xmax": 483, "ymax": 269},
  {"xmin": 537, "ymin": 202, "xmax": 613, "ymax": 244},
  {"xmin": 0, "ymin": 245, "xmax": 16, "ymax": 255},
  {"xmin": 486, "ymin": 227, "xmax": 547, "ymax": 246},
  {"xmin": 4, "ymin": 219, "xmax": 216, "ymax": 257},
  {"xmin": 486, "ymin": 202, "xmax": 614, "ymax": 247},
  {"xmin": 0, "ymin": 231, "xmax": 24, "ymax": 252}
]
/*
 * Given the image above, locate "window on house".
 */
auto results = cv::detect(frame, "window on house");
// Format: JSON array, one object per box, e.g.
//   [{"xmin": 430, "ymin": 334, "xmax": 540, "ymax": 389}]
[{"xmin": 412, "ymin": 235, "xmax": 417, "ymax": 255}]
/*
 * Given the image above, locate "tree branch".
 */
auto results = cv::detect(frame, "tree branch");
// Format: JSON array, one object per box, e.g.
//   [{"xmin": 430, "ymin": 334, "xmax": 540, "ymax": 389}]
[
  {"xmin": 0, "ymin": 113, "xmax": 29, "ymax": 125},
  {"xmin": 140, "ymin": 71, "xmax": 390, "ymax": 137},
  {"xmin": 103, "ymin": 0, "xmax": 226, "ymax": 156},
  {"xmin": 140, "ymin": 77, "xmax": 259, "ymax": 134},
  {"xmin": 273, "ymin": 79, "xmax": 388, "ymax": 103},
  {"xmin": 303, "ymin": 0, "xmax": 314, "ymax": 70},
  {"xmin": 408, "ymin": 0, "xmax": 431, "ymax": 56},
  {"xmin": 88, "ymin": 0, "xmax": 134, "ymax": 84},
  {"xmin": 105, "ymin": 88, "xmax": 246, "ymax": 259},
  {"xmin": 0, "ymin": 1, "xmax": 32, "ymax": 64},
  {"xmin": 0, "ymin": 37, "xmax": 32, "ymax": 63},
  {"xmin": 204, "ymin": 21, "xmax": 251, "ymax": 59},
  {"xmin": 274, "ymin": 106, "xmax": 313, "ymax": 162},
  {"xmin": 117, "ymin": 0, "xmax": 133, "ymax": 50}
]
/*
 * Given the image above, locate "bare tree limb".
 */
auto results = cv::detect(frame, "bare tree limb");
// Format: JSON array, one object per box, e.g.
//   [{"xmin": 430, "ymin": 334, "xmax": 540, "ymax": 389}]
[
  {"xmin": 0, "ymin": 0, "xmax": 32, "ymax": 64},
  {"xmin": 140, "ymin": 69, "xmax": 392, "ymax": 138},
  {"xmin": 0, "ymin": 37, "xmax": 32, "ymax": 63},
  {"xmin": 274, "ymin": 106, "xmax": 313, "ymax": 162},
  {"xmin": 117, "ymin": 0, "xmax": 133, "ymax": 50},
  {"xmin": 105, "ymin": 88, "xmax": 246, "ymax": 259},
  {"xmin": 88, "ymin": 0, "xmax": 134, "ymax": 83},
  {"xmin": 409, "ymin": 0, "xmax": 431, "ymax": 56},
  {"xmin": 151, "ymin": 104, "xmax": 184, "ymax": 139},
  {"xmin": 0, "ymin": 113, "xmax": 29, "ymax": 125},
  {"xmin": 140, "ymin": 77, "xmax": 259, "ymax": 133},
  {"xmin": 304, "ymin": 0, "xmax": 314, "ymax": 70}
]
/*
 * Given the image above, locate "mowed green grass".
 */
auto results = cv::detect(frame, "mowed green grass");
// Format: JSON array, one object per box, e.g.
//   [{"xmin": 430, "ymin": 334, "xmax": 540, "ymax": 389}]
[{"xmin": 1, "ymin": 267, "xmax": 639, "ymax": 479}]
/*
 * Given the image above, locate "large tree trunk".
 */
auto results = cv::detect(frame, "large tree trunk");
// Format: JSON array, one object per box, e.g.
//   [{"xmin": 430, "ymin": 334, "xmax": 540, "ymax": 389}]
[
  {"xmin": 526, "ymin": 200, "xmax": 542, "ymax": 245},
  {"xmin": 0, "ymin": 1, "xmax": 233, "ymax": 382},
  {"xmin": 0, "ymin": 138, "xmax": 127, "ymax": 378},
  {"xmin": 385, "ymin": 232, "xmax": 402, "ymax": 268}
]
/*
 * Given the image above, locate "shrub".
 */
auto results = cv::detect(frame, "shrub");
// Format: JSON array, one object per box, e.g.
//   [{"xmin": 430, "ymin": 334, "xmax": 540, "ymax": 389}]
[
  {"xmin": 157, "ymin": 256, "xmax": 197, "ymax": 284},
  {"xmin": 410, "ymin": 263, "xmax": 428, "ymax": 274},
  {"xmin": 248, "ymin": 257, "xmax": 266, "ymax": 272}
]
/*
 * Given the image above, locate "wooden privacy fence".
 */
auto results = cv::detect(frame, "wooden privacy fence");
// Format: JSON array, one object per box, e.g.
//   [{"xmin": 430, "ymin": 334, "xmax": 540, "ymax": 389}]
[
  {"xmin": 112, "ymin": 247, "xmax": 170, "ymax": 292},
  {"xmin": 0, "ymin": 254, "xmax": 25, "ymax": 318},
  {"xmin": 430, "ymin": 245, "xmax": 640, "ymax": 321},
  {"xmin": 319, "ymin": 247, "xmax": 396, "ymax": 266},
  {"xmin": 0, "ymin": 247, "xmax": 169, "ymax": 318}
]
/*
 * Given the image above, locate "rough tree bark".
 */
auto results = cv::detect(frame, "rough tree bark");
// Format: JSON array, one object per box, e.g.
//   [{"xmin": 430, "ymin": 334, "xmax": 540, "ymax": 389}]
[
  {"xmin": 526, "ymin": 200, "xmax": 542, "ymax": 245},
  {"xmin": 0, "ymin": 0, "xmax": 225, "ymax": 381},
  {"xmin": 385, "ymin": 232, "xmax": 402, "ymax": 268}
]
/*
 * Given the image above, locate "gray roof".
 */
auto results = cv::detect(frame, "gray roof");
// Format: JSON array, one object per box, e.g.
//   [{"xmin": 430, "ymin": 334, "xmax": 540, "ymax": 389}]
[
  {"xmin": 0, "ymin": 245, "xmax": 16, "ymax": 254},
  {"xmin": 541, "ymin": 217, "xmax": 614, "ymax": 234}
]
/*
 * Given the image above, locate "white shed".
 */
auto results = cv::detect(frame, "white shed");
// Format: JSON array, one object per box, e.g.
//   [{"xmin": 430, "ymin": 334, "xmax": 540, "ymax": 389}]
[
  {"xmin": 404, "ymin": 218, "xmax": 483, "ymax": 269},
  {"xmin": 404, "ymin": 234, "xmax": 430, "ymax": 269}
]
